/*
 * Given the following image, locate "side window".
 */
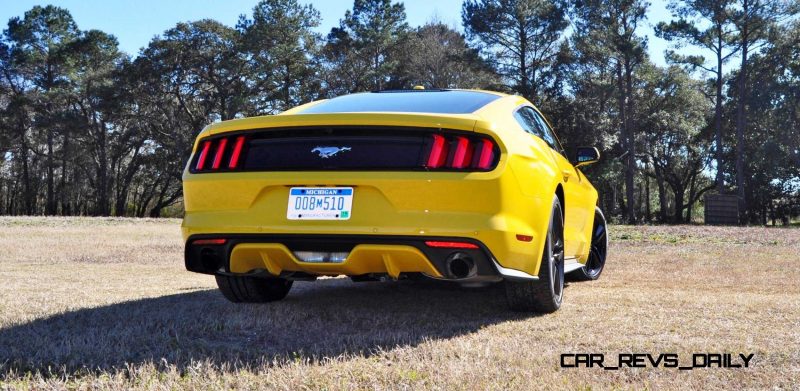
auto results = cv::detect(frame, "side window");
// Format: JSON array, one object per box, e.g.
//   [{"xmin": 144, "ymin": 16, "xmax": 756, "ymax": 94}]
[
  {"xmin": 513, "ymin": 107, "xmax": 544, "ymax": 138},
  {"xmin": 513, "ymin": 108, "xmax": 538, "ymax": 137},
  {"xmin": 530, "ymin": 109, "xmax": 563, "ymax": 153}
]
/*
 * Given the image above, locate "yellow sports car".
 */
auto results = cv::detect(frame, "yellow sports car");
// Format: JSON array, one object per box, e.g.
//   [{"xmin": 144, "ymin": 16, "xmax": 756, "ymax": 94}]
[{"xmin": 182, "ymin": 89, "xmax": 607, "ymax": 312}]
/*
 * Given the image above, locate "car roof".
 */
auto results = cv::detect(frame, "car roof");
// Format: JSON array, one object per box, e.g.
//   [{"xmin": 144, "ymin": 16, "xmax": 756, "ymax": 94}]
[{"xmin": 296, "ymin": 89, "xmax": 506, "ymax": 115}]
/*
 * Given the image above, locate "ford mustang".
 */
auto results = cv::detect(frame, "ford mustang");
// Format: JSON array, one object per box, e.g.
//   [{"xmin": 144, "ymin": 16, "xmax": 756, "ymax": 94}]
[{"xmin": 182, "ymin": 89, "xmax": 607, "ymax": 312}]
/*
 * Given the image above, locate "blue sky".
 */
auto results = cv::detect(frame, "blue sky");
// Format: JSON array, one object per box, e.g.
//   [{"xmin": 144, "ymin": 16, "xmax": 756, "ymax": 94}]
[{"xmin": 0, "ymin": 0, "xmax": 675, "ymax": 66}]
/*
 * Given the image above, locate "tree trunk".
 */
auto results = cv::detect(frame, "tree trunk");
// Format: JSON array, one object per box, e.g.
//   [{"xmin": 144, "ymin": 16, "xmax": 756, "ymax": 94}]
[
  {"xmin": 645, "ymin": 160, "xmax": 651, "ymax": 222},
  {"xmin": 93, "ymin": 119, "xmax": 111, "ymax": 216},
  {"xmin": 654, "ymin": 163, "xmax": 668, "ymax": 222},
  {"xmin": 734, "ymin": 1, "xmax": 749, "ymax": 225},
  {"xmin": 714, "ymin": 30, "xmax": 725, "ymax": 193},
  {"xmin": 19, "ymin": 130, "xmax": 34, "ymax": 215},
  {"xmin": 687, "ymin": 173, "xmax": 697, "ymax": 223},
  {"xmin": 673, "ymin": 185, "xmax": 685, "ymax": 223},
  {"xmin": 46, "ymin": 129, "xmax": 56, "ymax": 215},
  {"xmin": 518, "ymin": 22, "xmax": 529, "ymax": 100},
  {"xmin": 623, "ymin": 57, "xmax": 636, "ymax": 224},
  {"xmin": 60, "ymin": 135, "xmax": 70, "ymax": 215}
]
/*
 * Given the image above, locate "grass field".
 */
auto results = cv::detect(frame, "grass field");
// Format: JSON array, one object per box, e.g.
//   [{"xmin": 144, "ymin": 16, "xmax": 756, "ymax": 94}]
[{"xmin": 0, "ymin": 217, "xmax": 798, "ymax": 390}]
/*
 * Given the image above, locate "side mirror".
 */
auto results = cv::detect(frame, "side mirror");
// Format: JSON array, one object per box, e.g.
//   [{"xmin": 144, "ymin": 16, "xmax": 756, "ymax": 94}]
[{"xmin": 574, "ymin": 147, "xmax": 600, "ymax": 167}]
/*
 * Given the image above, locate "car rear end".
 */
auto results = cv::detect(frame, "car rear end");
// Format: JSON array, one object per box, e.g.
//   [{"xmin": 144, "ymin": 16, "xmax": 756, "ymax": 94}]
[{"xmin": 182, "ymin": 108, "xmax": 550, "ymax": 285}]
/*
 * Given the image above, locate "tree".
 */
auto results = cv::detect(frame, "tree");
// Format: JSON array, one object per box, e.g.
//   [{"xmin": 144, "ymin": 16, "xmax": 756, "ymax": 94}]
[
  {"xmin": 67, "ymin": 30, "xmax": 128, "ymax": 215},
  {"xmin": 4, "ymin": 5, "xmax": 81, "ymax": 214},
  {"xmin": 640, "ymin": 65, "xmax": 714, "ymax": 222},
  {"xmin": 238, "ymin": 0, "xmax": 322, "ymax": 113},
  {"xmin": 462, "ymin": 0, "xmax": 569, "ymax": 103},
  {"xmin": 398, "ymin": 22, "xmax": 500, "ymax": 89},
  {"xmin": 656, "ymin": 0, "xmax": 739, "ymax": 194},
  {"xmin": 322, "ymin": 0, "xmax": 408, "ymax": 94},
  {"xmin": 149, "ymin": 20, "xmax": 254, "ymax": 122},
  {"xmin": 572, "ymin": 0, "xmax": 649, "ymax": 224},
  {"xmin": 727, "ymin": 19, "xmax": 800, "ymax": 224},
  {"xmin": 729, "ymin": 0, "xmax": 798, "ymax": 222},
  {"xmin": 0, "ymin": 38, "xmax": 34, "ymax": 214}
]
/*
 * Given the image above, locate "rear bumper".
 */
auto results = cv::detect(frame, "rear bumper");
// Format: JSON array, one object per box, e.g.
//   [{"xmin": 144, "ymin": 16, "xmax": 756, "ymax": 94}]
[
  {"xmin": 185, "ymin": 234, "xmax": 538, "ymax": 282},
  {"xmin": 182, "ymin": 165, "xmax": 556, "ymax": 276}
]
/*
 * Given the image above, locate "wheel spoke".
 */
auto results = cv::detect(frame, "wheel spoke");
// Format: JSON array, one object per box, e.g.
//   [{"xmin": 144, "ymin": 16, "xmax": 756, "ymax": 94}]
[
  {"xmin": 587, "ymin": 225, "xmax": 606, "ymax": 274},
  {"xmin": 553, "ymin": 238, "xmax": 564, "ymax": 253},
  {"xmin": 588, "ymin": 248, "xmax": 601, "ymax": 270},
  {"xmin": 553, "ymin": 216, "xmax": 564, "ymax": 297},
  {"xmin": 596, "ymin": 231, "xmax": 607, "ymax": 247},
  {"xmin": 594, "ymin": 224, "xmax": 605, "ymax": 240}
]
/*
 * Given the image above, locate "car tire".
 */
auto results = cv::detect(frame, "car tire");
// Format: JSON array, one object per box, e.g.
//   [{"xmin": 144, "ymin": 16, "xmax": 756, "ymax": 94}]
[
  {"xmin": 215, "ymin": 274, "xmax": 293, "ymax": 303},
  {"xmin": 505, "ymin": 195, "xmax": 564, "ymax": 313},
  {"xmin": 568, "ymin": 207, "xmax": 608, "ymax": 281}
]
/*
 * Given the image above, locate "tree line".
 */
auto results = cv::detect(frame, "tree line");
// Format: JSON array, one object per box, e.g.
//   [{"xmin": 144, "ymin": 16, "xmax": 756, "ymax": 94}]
[{"xmin": 0, "ymin": 0, "xmax": 798, "ymax": 223}]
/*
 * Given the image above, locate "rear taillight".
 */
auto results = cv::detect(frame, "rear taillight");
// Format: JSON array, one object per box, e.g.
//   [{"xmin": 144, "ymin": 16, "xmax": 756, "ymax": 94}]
[
  {"xmin": 195, "ymin": 141, "xmax": 212, "ymax": 170},
  {"xmin": 211, "ymin": 138, "xmax": 228, "ymax": 169},
  {"xmin": 228, "ymin": 136, "xmax": 246, "ymax": 169},
  {"xmin": 427, "ymin": 134, "xmax": 448, "ymax": 168},
  {"xmin": 475, "ymin": 139, "xmax": 495, "ymax": 170},
  {"xmin": 424, "ymin": 133, "xmax": 497, "ymax": 171},
  {"xmin": 451, "ymin": 136, "xmax": 472, "ymax": 169},
  {"xmin": 192, "ymin": 135, "xmax": 247, "ymax": 172}
]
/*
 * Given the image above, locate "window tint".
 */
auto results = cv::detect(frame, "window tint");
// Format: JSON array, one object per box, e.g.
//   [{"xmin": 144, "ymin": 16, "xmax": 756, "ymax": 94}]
[
  {"xmin": 513, "ymin": 107, "xmax": 544, "ymax": 138},
  {"xmin": 529, "ymin": 109, "xmax": 561, "ymax": 151},
  {"xmin": 514, "ymin": 106, "xmax": 562, "ymax": 152},
  {"xmin": 298, "ymin": 90, "xmax": 501, "ymax": 114}
]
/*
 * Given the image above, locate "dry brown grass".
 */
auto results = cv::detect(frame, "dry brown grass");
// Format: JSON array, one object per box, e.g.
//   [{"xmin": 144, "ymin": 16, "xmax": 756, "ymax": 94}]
[{"xmin": 0, "ymin": 217, "xmax": 798, "ymax": 390}]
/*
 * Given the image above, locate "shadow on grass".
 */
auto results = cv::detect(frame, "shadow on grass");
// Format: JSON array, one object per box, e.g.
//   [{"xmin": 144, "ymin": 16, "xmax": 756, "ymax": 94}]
[{"xmin": 0, "ymin": 278, "xmax": 535, "ymax": 376}]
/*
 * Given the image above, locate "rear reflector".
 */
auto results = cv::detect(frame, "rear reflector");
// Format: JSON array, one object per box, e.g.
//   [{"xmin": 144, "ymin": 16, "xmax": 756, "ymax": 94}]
[
  {"xmin": 425, "ymin": 241, "xmax": 479, "ymax": 249},
  {"xmin": 193, "ymin": 238, "xmax": 227, "ymax": 245},
  {"xmin": 195, "ymin": 141, "xmax": 212, "ymax": 170},
  {"xmin": 515, "ymin": 234, "xmax": 533, "ymax": 242}
]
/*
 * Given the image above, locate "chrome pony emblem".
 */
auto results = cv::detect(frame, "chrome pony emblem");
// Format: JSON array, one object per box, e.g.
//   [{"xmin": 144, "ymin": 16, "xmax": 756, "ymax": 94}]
[{"xmin": 311, "ymin": 146, "xmax": 351, "ymax": 158}]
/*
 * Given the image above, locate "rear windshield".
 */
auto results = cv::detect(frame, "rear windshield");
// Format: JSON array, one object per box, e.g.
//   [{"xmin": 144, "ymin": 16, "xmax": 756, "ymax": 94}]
[{"xmin": 298, "ymin": 90, "xmax": 501, "ymax": 114}]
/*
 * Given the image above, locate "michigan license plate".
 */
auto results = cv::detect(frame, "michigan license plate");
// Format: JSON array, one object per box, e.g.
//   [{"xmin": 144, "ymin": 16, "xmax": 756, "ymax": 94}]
[{"xmin": 287, "ymin": 187, "xmax": 353, "ymax": 220}]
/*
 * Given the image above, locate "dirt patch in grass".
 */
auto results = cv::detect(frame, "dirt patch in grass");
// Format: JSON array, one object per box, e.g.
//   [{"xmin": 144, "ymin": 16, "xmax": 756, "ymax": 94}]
[{"xmin": 0, "ymin": 218, "xmax": 798, "ymax": 389}]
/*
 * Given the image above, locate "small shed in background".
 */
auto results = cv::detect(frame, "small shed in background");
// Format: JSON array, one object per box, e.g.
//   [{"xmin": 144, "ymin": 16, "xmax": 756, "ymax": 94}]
[{"xmin": 704, "ymin": 194, "xmax": 740, "ymax": 225}]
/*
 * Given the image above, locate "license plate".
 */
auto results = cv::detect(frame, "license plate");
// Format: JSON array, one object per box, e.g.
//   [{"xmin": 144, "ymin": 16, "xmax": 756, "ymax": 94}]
[{"xmin": 287, "ymin": 187, "xmax": 353, "ymax": 220}]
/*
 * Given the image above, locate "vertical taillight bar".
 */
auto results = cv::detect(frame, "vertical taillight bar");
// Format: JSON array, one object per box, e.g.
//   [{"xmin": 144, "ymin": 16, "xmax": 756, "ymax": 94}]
[
  {"xmin": 427, "ymin": 134, "xmax": 448, "ymax": 168},
  {"xmin": 195, "ymin": 141, "xmax": 212, "ymax": 170},
  {"xmin": 476, "ymin": 139, "xmax": 495, "ymax": 170},
  {"xmin": 228, "ymin": 136, "xmax": 246, "ymax": 169},
  {"xmin": 451, "ymin": 136, "xmax": 473, "ymax": 169},
  {"xmin": 211, "ymin": 138, "xmax": 228, "ymax": 169}
]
